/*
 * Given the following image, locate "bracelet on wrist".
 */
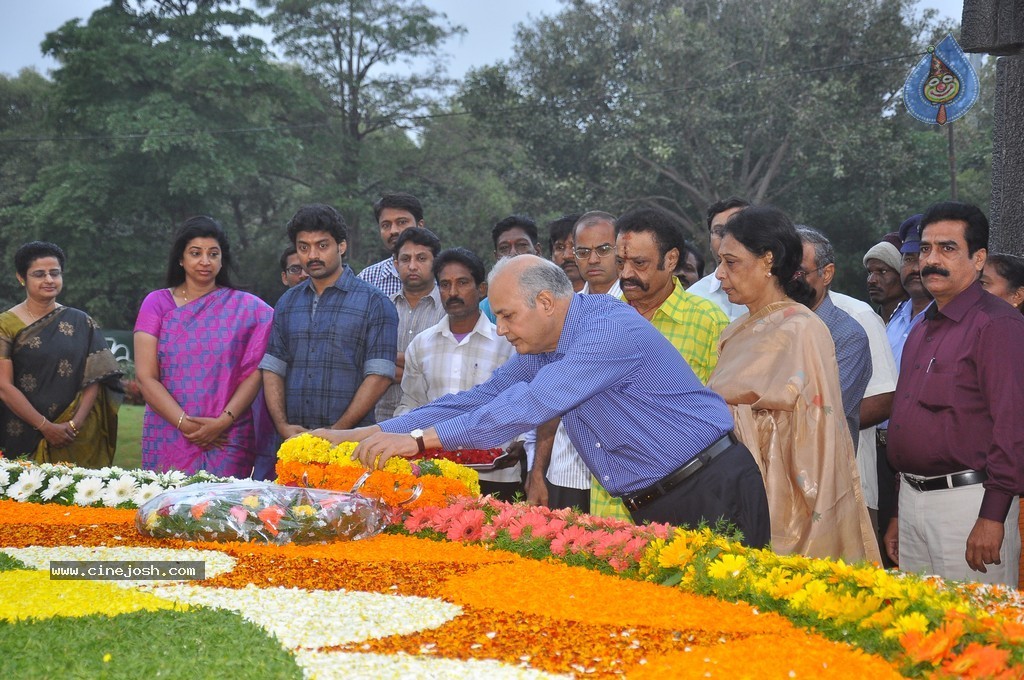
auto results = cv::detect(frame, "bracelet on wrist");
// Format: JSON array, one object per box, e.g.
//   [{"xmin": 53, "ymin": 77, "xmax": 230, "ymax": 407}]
[
  {"xmin": 35, "ymin": 416, "xmax": 47, "ymax": 430},
  {"xmin": 68, "ymin": 419, "xmax": 79, "ymax": 435},
  {"xmin": 176, "ymin": 411, "xmax": 186, "ymax": 429},
  {"xmin": 222, "ymin": 409, "xmax": 236, "ymax": 422}
]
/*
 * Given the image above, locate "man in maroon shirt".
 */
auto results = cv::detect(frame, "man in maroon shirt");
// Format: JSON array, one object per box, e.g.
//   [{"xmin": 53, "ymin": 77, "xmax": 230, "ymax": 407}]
[{"xmin": 885, "ymin": 202, "xmax": 1024, "ymax": 586}]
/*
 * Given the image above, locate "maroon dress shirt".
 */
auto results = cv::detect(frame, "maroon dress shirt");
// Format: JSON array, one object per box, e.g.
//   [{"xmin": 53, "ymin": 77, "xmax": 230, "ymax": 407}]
[{"xmin": 888, "ymin": 281, "xmax": 1024, "ymax": 523}]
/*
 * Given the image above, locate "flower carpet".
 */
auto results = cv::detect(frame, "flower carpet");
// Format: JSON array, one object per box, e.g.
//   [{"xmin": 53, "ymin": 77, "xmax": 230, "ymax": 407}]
[{"xmin": 2, "ymin": 452, "xmax": 1024, "ymax": 678}]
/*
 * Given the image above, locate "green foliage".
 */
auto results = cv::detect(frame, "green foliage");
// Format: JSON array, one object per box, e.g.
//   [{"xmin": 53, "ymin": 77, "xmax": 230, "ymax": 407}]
[
  {"xmin": 0, "ymin": 607, "xmax": 302, "ymax": 679},
  {"xmin": 0, "ymin": 553, "xmax": 30, "ymax": 572}
]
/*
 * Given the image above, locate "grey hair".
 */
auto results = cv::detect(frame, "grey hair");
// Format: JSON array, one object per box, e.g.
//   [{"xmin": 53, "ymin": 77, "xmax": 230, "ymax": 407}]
[
  {"xmin": 488, "ymin": 256, "xmax": 574, "ymax": 308},
  {"xmin": 795, "ymin": 225, "xmax": 835, "ymax": 269}
]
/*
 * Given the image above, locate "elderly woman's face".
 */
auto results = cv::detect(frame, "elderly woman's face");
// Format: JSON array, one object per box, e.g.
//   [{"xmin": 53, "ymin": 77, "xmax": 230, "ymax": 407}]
[
  {"xmin": 715, "ymin": 234, "xmax": 773, "ymax": 306},
  {"xmin": 22, "ymin": 256, "xmax": 63, "ymax": 302}
]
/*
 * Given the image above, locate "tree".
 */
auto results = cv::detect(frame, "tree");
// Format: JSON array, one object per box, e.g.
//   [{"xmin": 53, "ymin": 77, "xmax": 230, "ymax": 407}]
[
  {"xmin": 257, "ymin": 0, "xmax": 465, "ymax": 256},
  {"xmin": 7, "ymin": 0, "xmax": 306, "ymax": 326},
  {"xmin": 461, "ymin": 0, "xmax": 982, "ymax": 280}
]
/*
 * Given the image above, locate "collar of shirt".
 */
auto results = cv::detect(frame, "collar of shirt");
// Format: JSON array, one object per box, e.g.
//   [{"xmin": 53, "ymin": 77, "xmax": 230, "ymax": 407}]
[
  {"xmin": 390, "ymin": 282, "xmax": 442, "ymax": 308},
  {"xmin": 925, "ymin": 280, "xmax": 984, "ymax": 323},
  {"xmin": 434, "ymin": 311, "xmax": 500, "ymax": 344},
  {"xmin": 580, "ymin": 279, "xmax": 623, "ymax": 299},
  {"xmin": 297, "ymin": 264, "xmax": 356, "ymax": 297}
]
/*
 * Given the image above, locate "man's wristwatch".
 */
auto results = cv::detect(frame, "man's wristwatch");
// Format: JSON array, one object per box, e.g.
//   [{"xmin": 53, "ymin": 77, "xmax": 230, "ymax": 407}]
[{"xmin": 410, "ymin": 428, "xmax": 426, "ymax": 453}]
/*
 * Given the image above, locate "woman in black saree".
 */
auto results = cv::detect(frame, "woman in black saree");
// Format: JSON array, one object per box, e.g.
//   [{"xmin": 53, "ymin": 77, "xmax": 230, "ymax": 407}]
[{"xmin": 0, "ymin": 242, "xmax": 122, "ymax": 467}]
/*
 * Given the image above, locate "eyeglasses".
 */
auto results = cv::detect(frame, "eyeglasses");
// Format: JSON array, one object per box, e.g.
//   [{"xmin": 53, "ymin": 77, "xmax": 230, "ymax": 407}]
[
  {"xmin": 496, "ymin": 241, "xmax": 535, "ymax": 256},
  {"xmin": 28, "ymin": 269, "xmax": 63, "ymax": 279},
  {"xmin": 284, "ymin": 265, "xmax": 304, "ymax": 275},
  {"xmin": 573, "ymin": 244, "xmax": 615, "ymax": 260}
]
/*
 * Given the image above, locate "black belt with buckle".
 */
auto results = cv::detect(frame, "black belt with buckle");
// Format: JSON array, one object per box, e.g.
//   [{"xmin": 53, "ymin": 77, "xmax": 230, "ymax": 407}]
[
  {"xmin": 622, "ymin": 432, "xmax": 738, "ymax": 512},
  {"xmin": 903, "ymin": 470, "xmax": 987, "ymax": 492}
]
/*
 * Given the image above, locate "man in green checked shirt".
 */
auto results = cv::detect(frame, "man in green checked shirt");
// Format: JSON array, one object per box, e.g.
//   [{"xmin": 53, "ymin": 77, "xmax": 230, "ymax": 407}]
[{"xmin": 589, "ymin": 206, "xmax": 730, "ymax": 521}]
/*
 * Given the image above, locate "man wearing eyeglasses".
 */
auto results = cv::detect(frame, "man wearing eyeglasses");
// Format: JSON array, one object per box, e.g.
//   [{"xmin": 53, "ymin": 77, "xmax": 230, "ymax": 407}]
[
  {"xmin": 573, "ymin": 211, "xmax": 621, "ymax": 297},
  {"xmin": 480, "ymin": 215, "xmax": 542, "ymax": 323},
  {"xmin": 796, "ymin": 226, "xmax": 872, "ymax": 448},
  {"xmin": 279, "ymin": 245, "xmax": 309, "ymax": 288}
]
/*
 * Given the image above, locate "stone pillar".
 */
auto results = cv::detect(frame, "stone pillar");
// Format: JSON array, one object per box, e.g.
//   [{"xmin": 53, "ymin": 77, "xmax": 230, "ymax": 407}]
[
  {"xmin": 961, "ymin": 0, "xmax": 1024, "ymax": 255},
  {"xmin": 990, "ymin": 56, "xmax": 1024, "ymax": 254}
]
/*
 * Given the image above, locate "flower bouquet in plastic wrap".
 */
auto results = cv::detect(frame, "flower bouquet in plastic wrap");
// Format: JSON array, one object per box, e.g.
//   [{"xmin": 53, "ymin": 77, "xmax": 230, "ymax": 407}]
[{"xmin": 136, "ymin": 481, "xmax": 390, "ymax": 545}]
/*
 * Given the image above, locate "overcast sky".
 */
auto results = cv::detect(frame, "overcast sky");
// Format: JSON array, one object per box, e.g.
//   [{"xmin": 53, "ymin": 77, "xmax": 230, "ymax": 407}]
[{"xmin": 1, "ymin": 0, "xmax": 966, "ymax": 79}]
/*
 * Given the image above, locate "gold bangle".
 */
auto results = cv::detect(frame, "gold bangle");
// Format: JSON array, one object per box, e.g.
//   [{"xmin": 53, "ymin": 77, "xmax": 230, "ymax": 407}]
[
  {"xmin": 68, "ymin": 419, "xmax": 79, "ymax": 435},
  {"xmin": 176, "ymin": 411, "xmax": 186, "ymax": 429},
  {"xmin": 36, "ymin": 416, "xmax": 47, "ymax": 430},
  {"xmin": 223, "ymin": 409, "xmax": 236, "ymax": 422}
]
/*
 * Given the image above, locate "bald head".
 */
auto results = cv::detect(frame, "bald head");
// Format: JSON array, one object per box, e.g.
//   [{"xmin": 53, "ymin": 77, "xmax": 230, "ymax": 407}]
[
  {"xmin": 488, "ymin": 255, "xmax": 574, "ymax": 354},
  {"xmin": 489, "ymin": 254, "xmax": 574, "ymax": 307}
]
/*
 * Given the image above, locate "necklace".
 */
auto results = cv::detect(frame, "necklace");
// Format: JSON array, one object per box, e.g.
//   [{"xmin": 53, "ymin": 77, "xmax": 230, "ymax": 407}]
[
  {"xmin": 23, "ymin": 301, "xmax": 55, "ymax": 323},
  {"xmin": 178, "ymin": 287, "xmax": 190, "ymax": 301}
]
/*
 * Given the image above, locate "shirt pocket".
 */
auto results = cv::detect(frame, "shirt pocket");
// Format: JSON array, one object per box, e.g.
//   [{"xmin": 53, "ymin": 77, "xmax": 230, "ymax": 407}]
[{"xmin": 918, "ymin": 361, "xmax": 957, "ymax": 411}]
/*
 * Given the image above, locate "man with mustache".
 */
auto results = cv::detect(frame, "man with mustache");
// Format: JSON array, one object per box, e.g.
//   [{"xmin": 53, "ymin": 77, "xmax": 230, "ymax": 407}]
[
  {"xmin": 374, "ymin": 227, "xmax": 445, "ymax": 422},
  {"xmin": 316, "ymin": 255, "xmax": 769, "ymax": 545},
  {"xmin": 395, "ymin": 247, "xmax": 524, "ymax": 500},
  {"xmin": 885, "ymin": 202, "xmax": 1024, "ymax": 586},
  {"xmin": 260, "ymin": 204, "xmax": 399, "ymax": 440},
  {"xmin": 358, "ymin": 192, "xmax": 425, "ymax": 296},
  {"xmin": 547, "ymin": 214, "xmax": 584, "ymax": 293}
]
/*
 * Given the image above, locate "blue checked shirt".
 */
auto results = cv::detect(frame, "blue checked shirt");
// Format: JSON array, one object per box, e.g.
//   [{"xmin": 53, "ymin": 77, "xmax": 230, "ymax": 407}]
[
  {"xmin": 381, "ymin": 293, "xmax": 733, "ymax": 496},
  {"xmin": 358, "ymin": 258, "xmax": 402, "ymax": 297},
  {"xmin": 260, "ymin": 265, "xmax": 398, "ymax": 428}
]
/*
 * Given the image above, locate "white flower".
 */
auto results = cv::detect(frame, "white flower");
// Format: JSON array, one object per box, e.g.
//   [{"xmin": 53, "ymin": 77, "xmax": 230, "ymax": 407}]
[
  {"xmin": 72, "ymin": 477, "xmax": 106, "ymax": 506},
  {"xmin": 7, "ymin": 468, "xmax": 45, "ymax": 501},
  {"xmin": 133, "ymin": 481, "xmax": 166, "ymax": 507},
  {"xmin": 0, "ymin": 466, "xmax": 11, "ymax": 491},
  {"xmin": 102, "ymin": 475, "xmax": 138, "ymax": 507},
  {"xmin": 39, "ymin": 474, "xmax": 76, "ymax": 501}
]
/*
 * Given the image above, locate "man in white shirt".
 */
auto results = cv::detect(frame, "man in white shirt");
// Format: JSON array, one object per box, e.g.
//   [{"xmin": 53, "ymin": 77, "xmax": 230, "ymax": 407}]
[
  {"xmin": 525, "ymin": 211, "xmax": 621, "ymax": 510},
  {"xmin": 687, "ymin": 197, "xmax": 749, "ymax": 321},
  {"xmin": 396, "ymin": 247, "xmax": 523, "ymax": 500}
]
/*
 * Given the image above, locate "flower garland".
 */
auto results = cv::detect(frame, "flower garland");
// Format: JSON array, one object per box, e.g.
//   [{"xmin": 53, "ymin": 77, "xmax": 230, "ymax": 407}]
[
  {"xmin": 275, "ymin": 434, "xmax": 480, "ymax": 508},
  {"xmin": 0, "ymin": 458, "xmax": 234, "ymax": 509},
  {"xmin": 391, "ymin": 496, "xmax": 1024, "ymax": 676}
]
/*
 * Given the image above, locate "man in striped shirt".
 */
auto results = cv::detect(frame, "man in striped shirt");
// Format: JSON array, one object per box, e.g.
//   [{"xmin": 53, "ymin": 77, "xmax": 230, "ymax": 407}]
[
  {"xmin": 394, "ymin": 248, "xmax": 524, "ymax": 500},
  {"xmin": 318, "ymin": 256, "xmax": 770, "ymax": 546}
]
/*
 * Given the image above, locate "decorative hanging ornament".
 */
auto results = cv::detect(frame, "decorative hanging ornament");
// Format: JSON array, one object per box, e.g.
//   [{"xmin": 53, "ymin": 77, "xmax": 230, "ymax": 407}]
[{"xmin": 903, "ymin": 34, "xmax": 980, "ymax": 125}]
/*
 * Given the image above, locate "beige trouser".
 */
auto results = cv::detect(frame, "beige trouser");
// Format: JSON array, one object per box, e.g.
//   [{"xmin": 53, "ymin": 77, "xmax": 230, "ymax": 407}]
[{"xmin": 898, "ymin": 476, "xmax": 1020, "ymax": 587}]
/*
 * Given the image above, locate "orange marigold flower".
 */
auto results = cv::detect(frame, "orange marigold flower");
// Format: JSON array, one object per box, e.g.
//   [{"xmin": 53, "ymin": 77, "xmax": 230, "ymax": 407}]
[{"xmin": 941, "ymin": 642, "xmax": 1010, "ymax": 678}]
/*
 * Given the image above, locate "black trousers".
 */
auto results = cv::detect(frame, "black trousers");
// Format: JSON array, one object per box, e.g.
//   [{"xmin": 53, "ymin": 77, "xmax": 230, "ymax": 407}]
[
  {"xmin": 629, "ymin": 441, "xmax": 770, "ymax": 548},
  {"xmin": 545, "ymin": 482, "xmax": 590, "ymax": 512}
]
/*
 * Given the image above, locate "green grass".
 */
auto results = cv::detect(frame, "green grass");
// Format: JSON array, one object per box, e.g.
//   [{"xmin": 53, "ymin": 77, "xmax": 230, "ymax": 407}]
[
  {"xmin": 0, "ymin": 608, "xmax": 303, "ymax": 679},
  {"xmin": 113, "ymin": 404, "xmax": 144, "ymax": 470}
]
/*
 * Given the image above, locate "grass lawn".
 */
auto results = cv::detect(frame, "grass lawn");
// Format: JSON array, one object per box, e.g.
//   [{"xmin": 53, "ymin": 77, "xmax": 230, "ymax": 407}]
[{"xmin": 113, "ymin": 404, "xmax": 144, "ymax": 470}]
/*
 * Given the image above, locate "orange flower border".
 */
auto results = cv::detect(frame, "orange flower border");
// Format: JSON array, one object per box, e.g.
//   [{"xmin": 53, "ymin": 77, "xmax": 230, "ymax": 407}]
[
  {"xmin": 275, "ymin": 460, "xmax": 474, "ymax": 510},
  {"xmin": 0, "ymin": 499, "xmax": 902, "ymax": 678}
]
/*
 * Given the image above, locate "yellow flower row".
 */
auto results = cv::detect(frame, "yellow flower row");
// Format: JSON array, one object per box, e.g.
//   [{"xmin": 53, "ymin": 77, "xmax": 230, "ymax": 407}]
[{"xmin": 276, "ymin": 434, "xmax": 479, "ymax": 495}]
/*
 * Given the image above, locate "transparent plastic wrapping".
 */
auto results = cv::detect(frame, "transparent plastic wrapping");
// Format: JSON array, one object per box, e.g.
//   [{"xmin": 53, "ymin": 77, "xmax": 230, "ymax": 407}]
[{"xmin": 136, "ymin": 481, "xmax": 390, "ymax": 544}]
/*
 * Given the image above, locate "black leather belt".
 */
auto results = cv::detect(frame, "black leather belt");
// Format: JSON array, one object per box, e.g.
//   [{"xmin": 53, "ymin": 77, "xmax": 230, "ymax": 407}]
[
  {"xmin": 902, "ymin": 470, "xmax": 987, "ymax": 492},
  {"xmin": 622, "ymin": 432, "xmax": 738, "ymax": 512}
]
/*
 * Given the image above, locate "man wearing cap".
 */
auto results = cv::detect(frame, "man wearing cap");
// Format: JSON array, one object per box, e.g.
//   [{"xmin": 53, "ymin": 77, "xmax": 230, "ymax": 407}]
[
  {"xmin": 885, "ymin": 202, "xmax": 1024, "ymax": 586},
  {"xmin": 863, "ymin": 240, "xmax": 908, "ymax": 324},
  {"xmin": 887, "ymin": 215, "xmax": 933, "ymax": 368}
]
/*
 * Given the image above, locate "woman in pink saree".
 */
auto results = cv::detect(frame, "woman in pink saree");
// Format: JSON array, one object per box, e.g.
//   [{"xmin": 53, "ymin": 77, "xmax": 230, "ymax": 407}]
[
  {"xmin": 707, "ymin": 206, "xmax": 879, "ymax": 562},
  {"xmin": 134, "ymin": 216, "xmax": 273, "ymax": 477}
]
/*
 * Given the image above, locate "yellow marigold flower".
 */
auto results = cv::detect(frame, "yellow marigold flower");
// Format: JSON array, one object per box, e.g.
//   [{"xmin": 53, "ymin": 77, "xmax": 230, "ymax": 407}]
[
  {"xmin": 707, "ymin": 554, "xmax": 748, "ymax": 580},
  {"xmin": 383, "ymin": 457, "xmax": 413, "ymax": 476},
  {"xmin": 657, "ymin": 538, "xmax": 695, "ymax": 569},
  {"xmin": 860, "ymin": 607, "xmax": 897, "ymax": 630},
  {"xmin": 292, "ymin": 505, "xmax": 315, "ymax": 517},
  {"xmin": 886, "ymin": 612, "xmax": 932, "ymax": 639}
]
